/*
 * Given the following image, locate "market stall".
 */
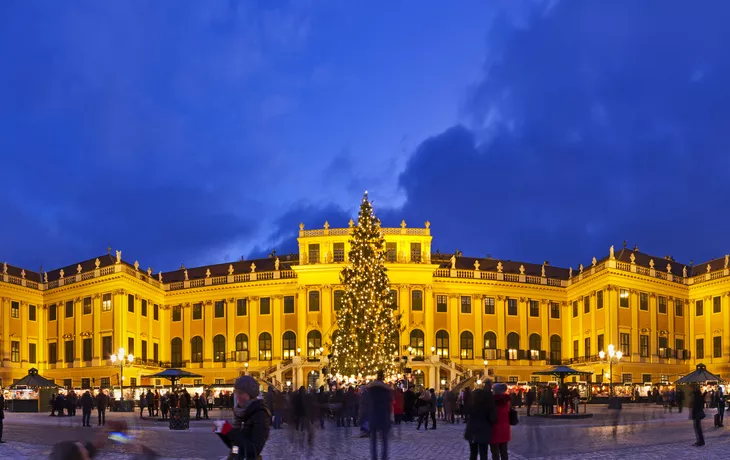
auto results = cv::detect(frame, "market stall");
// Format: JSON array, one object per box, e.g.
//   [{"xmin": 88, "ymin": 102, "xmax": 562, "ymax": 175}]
[{"xmin": 6, "ymin": 368, "xmax": 61, "ymax": 412}]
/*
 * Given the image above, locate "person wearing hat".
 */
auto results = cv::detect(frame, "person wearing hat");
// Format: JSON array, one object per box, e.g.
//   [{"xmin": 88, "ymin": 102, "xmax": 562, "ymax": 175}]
[
  {"xmin": 489, "ymin": 383, "xmax": 512, "ymax": 460},
  {"xmin": 220, "ymin": 375, "xmax": 271, "ymax": 459}
]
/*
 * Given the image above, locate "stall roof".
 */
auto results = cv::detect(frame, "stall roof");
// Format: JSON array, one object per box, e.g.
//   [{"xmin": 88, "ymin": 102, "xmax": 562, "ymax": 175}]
[
  {"xmin": 675, "ymin": 363, "xmax": 725, "ymax": 384},
  {"xmin": 8, "ymin": 368, "xmax": 61, "ymax": 389}
]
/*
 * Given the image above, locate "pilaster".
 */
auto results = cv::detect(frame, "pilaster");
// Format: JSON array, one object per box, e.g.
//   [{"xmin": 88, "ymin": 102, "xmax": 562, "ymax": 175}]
[
  {"xmin": 93, "ymin": 295, "xmax": 102, "ymax": 366},
  {"xmin": 424, "ymin": 285, "xmax": 435, "ymax": 352},
  {"xmin": 204, "ymin": 300, "xmax": 213, "ymax": 363}
]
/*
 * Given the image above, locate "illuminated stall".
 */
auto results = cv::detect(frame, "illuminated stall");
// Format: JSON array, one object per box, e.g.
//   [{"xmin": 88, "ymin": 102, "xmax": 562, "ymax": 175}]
[{"xmin": 6, "ymin": 368, "xmax": 61, "ymax": 412}]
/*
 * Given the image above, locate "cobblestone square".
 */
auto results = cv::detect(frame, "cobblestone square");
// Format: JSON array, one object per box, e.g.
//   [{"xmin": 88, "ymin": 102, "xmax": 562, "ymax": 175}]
[{"xmin": 2, "ymin": 405, "xmax": 730, "ymax": 459}]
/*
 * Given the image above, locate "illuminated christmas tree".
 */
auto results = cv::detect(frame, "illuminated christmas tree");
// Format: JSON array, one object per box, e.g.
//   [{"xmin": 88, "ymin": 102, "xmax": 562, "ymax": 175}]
[{"xmin": 330, "ymin": 192, "xmax": 401, "ymax": 379}]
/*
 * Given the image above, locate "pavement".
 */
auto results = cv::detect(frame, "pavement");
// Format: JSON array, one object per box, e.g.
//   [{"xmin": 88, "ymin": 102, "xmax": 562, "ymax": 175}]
[{"xmin": 1, "ymin": 405, "xmax": 729, "ymax": 459}]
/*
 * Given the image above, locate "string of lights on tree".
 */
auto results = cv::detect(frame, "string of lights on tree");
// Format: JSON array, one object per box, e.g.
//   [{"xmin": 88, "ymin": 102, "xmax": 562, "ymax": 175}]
[{"xmin": 329, "ymin": 192, "xmax": 402, "ymax": 380}]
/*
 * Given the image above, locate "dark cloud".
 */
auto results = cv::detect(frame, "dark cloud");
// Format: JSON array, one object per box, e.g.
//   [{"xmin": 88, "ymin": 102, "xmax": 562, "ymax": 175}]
[
  {"xmin": 391, "ymin": 0, "xmax": 730, "ymax": 267},
  {"xmin": 249, "ymin": 203, "xmax": 353, "ymax": 259}
]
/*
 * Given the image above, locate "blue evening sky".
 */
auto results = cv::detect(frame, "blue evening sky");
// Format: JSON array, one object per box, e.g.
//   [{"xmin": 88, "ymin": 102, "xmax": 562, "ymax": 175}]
[{"xmin": 1, "ymin": 0, "xmax": 729, "ymax": 272}]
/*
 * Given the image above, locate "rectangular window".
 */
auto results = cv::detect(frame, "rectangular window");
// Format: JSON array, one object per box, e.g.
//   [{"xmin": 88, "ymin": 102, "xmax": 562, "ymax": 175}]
[
  {"xmin": 49, "ymin": 342, "xmax": 57, "ymax": 363},
  {"xmin": 127, "ymin": 337, "xmax": 134, "ymax": 355},
  {"xmin": 411, "ymin": 290, "xmax": 423, "ymax": 311},
  {"xmin": 65, "ymin": 300, "xmax": 74, "ymax": 318},
  {"xmin": 332, "ymin": 290, "xmax": 342, "ymax": 313},
  {"xmin": 309, "ymin": 291, "xmax": 320, "ymax": 312},
  {"xmin": 127, "ymin": 294, "xmax": 134, "ymax": 313},
  {"xmin": 388, "ymin": 290, "xmax": 397, "ymax": 309},
  {"xmin": 460, "ymin": 296, "xmax": 472, "ymax": 314},
  {"xmin": 83, "ymin": 338, "xmax": 92, "ymax": 362},
  {"xmin": 63, "ymin": 379, "xmax": 72, "ymax": 388},
  {"xmin": 436, "ymin": 295, "xmax": 447, "ymax": 313},
  {"xmin": 386, "ymin": 242, "xmax": 397, "ymax": 262},
  {"xmin": 28, "ymin": 343, "xmax": 36, "ymax": 364},
  {"xmin": 102, "ymin": 293, "xmax": 112, "ymax": 312},
  {"xmin": 11, "ymin": 341, "xmax": 19, "ymax": 362},
  {"xmin": 333, "ymin": 242, "xmax": 345, "ymax": 263},
  {"xmin": 508, "ymin": 376, "xmax": 518, "ymax": 384},
  {"xmin": 153, "ymin": 304, "xmax": 159, "ymax": 320},
  {"xmin": 584, "ymin": 296, "xmax": 590, "ymax": 314},
  {"xmin": 65, "ymin": 340, "xmax": 74, "ymax": 363},
  {"xmin": 584, "ymin": 337, "xmax": 591, "ymax": 358},
  {"xmin": 507, "ymin": 298, "xmax": 518, "ymax": 316},
  {"xmin": 130, "ymin": 378, "xmax": 136, "ymax": 387},
  {"xmin": 619, "ymin": 289, "xmax": 629, "ymax": 308},
  {"xmin": 714, "ymin": 296, "xmax": 721, "ymax": 313},
  {"xmin": 597, "ymin": 334, "xmax": 604, "ymax": 355},
  {"xmin": 308, "ymin": 243, "xmax": 320, "ymax": 264},
  {"xmin": 83, "ymin": 297, "xmax": 92, "ymax": 315},
  {"xmin": 596, "ymin": 290, "xmax": 603, "ymax": 309},
  {"xmin": 696, "ymin": 299, "xmax": 704, "ymax": 316},
  {"xmin": 640, "ymin": 335, "xmax": 649, "ymax": 357},
  {"xmin": 237, "ymin": 298, "xmax": 248, "ymax": 316},
  {"xmin": 622, "ymin": 373, "xmax": 632, "ymax": 384},
  {"xmin": 658, "ymin": 336, "xmax": 668, "ymax": 358},
  {"xmin": 620, "ymin": 333, "xmax": 630, "ymax": 356},
  {"xmin": 639, "ymin": 293, "xmax": 648, "ymax": 311},
  {"xmin": 215, "ymin": 301, "xmax": 225, "ymax": 318},
  {"xmin": 642, "ymin": 374, "xmax": 652, "ymax": 384},
  {"xmin": 284, "ymin": 296, "xmax": 295, "ymax": 314},
  {"xmin": 676, "ymin": 338, "xmax": 684, "ymax": 354},
  {"xmin": 172, "ymin": 306, "xmax": 181, "ymax": 321},
  {"xmin": 658, "ymin": 296, "xmax": 667, "ymax": 314},
  {"xmin": 485, "ymin": 297, "xmax": 496, "ymax": 315},
  {"xmin": 49, "ymin": 304, "xmax": 57, "ymax": 321},
  {"xmin": 410, "ymin": 243, "xmax": 422, "ymax": 263},
  {"xmin": 696, "ymin": 338, "xmax": 704, "ymax": 360},
  {"xmin": 141, "ymin": 340, "xmax": 148, "ymax": 361},
  {"xmin": 29, "ymin": 304, "xmax": 36, "ymax": 321},
  {"xmin": 675, "ymin": 298, "xmax": 683, "ymax": 316},
  {"xmin": 81, "ymin": 378, "xmax": 91, "ymax": 389},
  {"xmin": 193, "ymin": 303, "xmax": 202, "ymax": 320},
  {"xmin": 153, "ymin": 343, "xmax": 159, "ymax": 363},
  {"xmin": 141, "ymin": 299, "xmax": 148, "ymax": 317},
  {"xmin": 260, "ymin": 297, "xmax": 271, "ymax": 315},
  {"xmin": 529, "ymin": 299, "xmax": 539, "ymax": 317},
  {"xmin": 572, "ymin": 301, "xmax": 578, "ymax": 318},
  {"xmin": 100, "ymin": 377, "xmax": 110, "ymax": 388},
  {"xmin": 10, "ymin": 301, "xmax": 19, "ymax": 318},
  {"xmin": 102, "ymin": 336, "xmax": 112, "ymax": 360},
  {"xmin": 714, "ymin": 336, "xmax": 722, "ymax": 358},
  {"xmin": 550, "ymin": 302, "xmax": 560, "ymax": 319},
  {"xmin": 573, "ymin": 340, "xmax": 579, "ymax": 359}
]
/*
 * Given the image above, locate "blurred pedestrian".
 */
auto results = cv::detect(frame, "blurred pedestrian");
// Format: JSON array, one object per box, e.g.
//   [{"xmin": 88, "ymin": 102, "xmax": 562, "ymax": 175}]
[
  {"xmin": 465, "ymin": 385, "xmax": 496, "ymax": 460},
  {"xmin": 691, "ymin": 384, "xmax": 705, "ymax": 447},
  {"xmin": 368, "ymin": 371, "xmax": 393, "ymax": 460},
  {"xmin": 490, "ymin": 383, "xmax": 512, "ymax": 460},
  {"xmin": 81, "ymin": 390, "xmax": 93, "ymax": 427}
]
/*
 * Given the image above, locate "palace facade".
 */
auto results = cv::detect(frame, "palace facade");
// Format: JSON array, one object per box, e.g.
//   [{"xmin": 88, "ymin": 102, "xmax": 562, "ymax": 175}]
[{"xmin": 1, "ymin": 222, "xmax": 729, "ymax": 391}]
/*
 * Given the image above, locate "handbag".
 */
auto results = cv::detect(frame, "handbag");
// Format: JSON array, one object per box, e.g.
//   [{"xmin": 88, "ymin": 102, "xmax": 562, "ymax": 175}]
[{"xmin": 509, "ymin": 407, "xmax": 519, "ymax": 425}]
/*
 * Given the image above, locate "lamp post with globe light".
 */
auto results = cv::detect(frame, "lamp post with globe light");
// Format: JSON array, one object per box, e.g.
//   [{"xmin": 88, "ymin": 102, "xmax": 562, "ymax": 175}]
[
  {"xmin": 599, "ymin": 344, "xmax": 622, "ymax": 406},
  {"xmin": 110, "ymin": 348, "xmax": 134, "ymax": 404}
]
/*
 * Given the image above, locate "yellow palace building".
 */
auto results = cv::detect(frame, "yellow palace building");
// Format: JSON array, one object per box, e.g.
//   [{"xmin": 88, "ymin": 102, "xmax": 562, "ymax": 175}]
[{"xmin": 1, "ymin": 221, "xmax": 729, "ymax": 392}]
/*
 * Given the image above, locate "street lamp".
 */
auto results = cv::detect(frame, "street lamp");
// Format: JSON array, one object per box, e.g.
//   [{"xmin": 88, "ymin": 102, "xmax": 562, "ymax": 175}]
[
  {"xmin": 110, "ymin": 347, "xmax": 134, "ymax": 402},
  {"xmin": 244, "ymin": 362, "xmax": 249, "ymax": 375},
  {"xmin": 483, "ymin": 359, "xmax": 489, "ymax": 381},
  {"xmin": 598, "ymin": 344, "xmax": 623, "ymax": 399}
]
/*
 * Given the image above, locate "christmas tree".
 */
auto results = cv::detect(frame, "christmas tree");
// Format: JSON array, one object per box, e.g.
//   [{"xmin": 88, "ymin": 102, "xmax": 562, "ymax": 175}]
[{"xmin": 330, "ymin": 192, "xmax": 402, "ymax": 379}]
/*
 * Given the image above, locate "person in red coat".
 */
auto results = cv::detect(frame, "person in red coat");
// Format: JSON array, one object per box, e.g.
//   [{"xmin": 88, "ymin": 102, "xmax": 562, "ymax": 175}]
[
  {"xmin": 393, "ymin": 388, "xmax": 405, "ymax": 424},
  {"xmin": 490, "ymin": 383, "xmax": 511, "ymax": 460}
]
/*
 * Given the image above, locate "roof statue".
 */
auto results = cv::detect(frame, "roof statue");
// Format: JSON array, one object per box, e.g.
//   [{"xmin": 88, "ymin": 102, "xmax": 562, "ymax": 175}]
[
  {"xmin": 116, "ymin": 250, "xmax": 122, "ymax": 264},
  {"xmin": 348, "ymin": 218, "xmax": 354, "ymax": 228},
  {"xmin": 21, "ymin": 269, "xmax": 25, "ymax": 279},
  {"xmin": 592, "ymin": 257, "xmax": 597, "ymax": 267},
  {"xmin": 59, "ymin": 269, "xmax": 64, "ymax": 279},
  {"xmin": 630, "ymin": 253, "xmax": 636, "ymax": 264},
  {"xmin": 400, "ymin": 220, "xmax": 407, "ymax": 228},
  {"xmin": 579, "ymin": 264, "xmax": 583, "ymax": 273},
  {"xmin": 497, "ymin": 262, "xmax": 503, "ymax": 273},
  {"xmin": 77, "ymin": 264, "xmax": 82, "ymax": 274},
  {"xmin": 569, "ymin": 267, "xmax": 573, "ymax": 278},
  {"xmin": 666, "ymin": 263, "xmax": 672, "ymax": 274},
  {"xmin": 95, "ymin": 258, "xmax": 100, "ymax": 269},
  {"xmin": 206, "ymin": 268, "xmax": 211, "ymax": 278},
  {"xmin": 250, "ymin": 263, "xmax": 256, "ymax": 273},
  {"xmin": 184, "ymin": 269, "xmax": 189, "ymax": 281},
  {"xmin": 683, "ymin": 266, "xmax": 687, "ymax": 278},
  {"xmin": 450, "ymin": 255, "xmax": 456, "ymax": 270},
  {"xmin": 649, "ymin": 259, "xmax": 654, "ymax": 269},
  {"xmin": 323, "ymin": 221, "xmax": 329, "ymax": 230},
  {"xmin": 2, "ymin": 262, "xmax": 6, "ymax": 274},
  {"xmin": 726, "ymin": 254, "xmax": 729, "ymax": 269},
  {"xmin": 609, "ymin": 245, "xmax": 615, "ymax": 259},
  {"xmin": 707, "ymin": 264, "xmax": 712, "ymax": 273},
  {"xmin": 275, "ymin": 258, "xmax": 280, "ymax": 271},
  {"xmin": 541, "ymin": 264, "xmax": 546, "ymax": 277},
  {"xmin": 474, "ymin": 260, "xmax": 480, "ymax": 271},
  {"xmin": 519, "ymin": 264, "xmax": 525, "ymax": 275},
  {"xmin": 44, "ymin": 272, "xmax": 48, "ymax": 283},
  {"xmin": 228, "ymin": 264, "xmax": 234, "ymax": 275},
  {"xmin": 147, "ymin": 267, "xmax": 152, "ymax": 276},
  {"xmin": 158, "ymin": 271, "xmax": 163, "ymax": 283},
  {"xmin": 134, "ymin": 260, "xmax": 139, "ymax": 271}
]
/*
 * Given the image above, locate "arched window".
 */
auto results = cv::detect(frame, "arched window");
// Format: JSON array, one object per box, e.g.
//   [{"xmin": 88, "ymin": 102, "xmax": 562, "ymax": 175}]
[
  {"xmin": 307, "ymin": 330, "xmax": 322, "ymax": 359},
  {"xmin": 259, "ymin": 333, "xmax": 272, "ymax": 361},
  {"xmin": 436, "ymin": 330, "xmax": 449, "ymax": 358},
  {"xmin": 529, "ymin": 333, "xmax": 541, "ymax": 360},
  {"xmin": 507, "ymin": 332, "xmax": 520, "ymax": 360},
  {"xmin": 550, "ymin": 335, "xmax": 562, "ymax": 364},
  {"xmin": 282, "ymin": 331, "xmax": 297, "ymax": 359},
  {"xmin": 409, "ymin": 329, "xmax": 425, "ymax": 357},
  {"xmin": 190, "ymin": 336, "xmax": 203, "ymax": 363},
  {"xmin": 213, "ymin": 334, "xmax": 226, "ymax": 362},
  {"xmin": 235, "ymin": 334, "xmax": 248, "ymax": 362},
  {"xmin": 171, "ymin": 338, "xmax": 182, "ymax": 367},
  {"xmin": 483, "ymin": 331, "xmax": 497, "ymax": 360},
  {"xmin": 460, "ymin": 331, "xmax": 474, "ymax": 359}
]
